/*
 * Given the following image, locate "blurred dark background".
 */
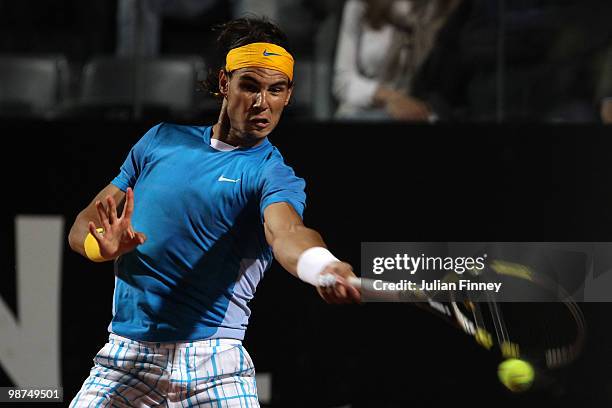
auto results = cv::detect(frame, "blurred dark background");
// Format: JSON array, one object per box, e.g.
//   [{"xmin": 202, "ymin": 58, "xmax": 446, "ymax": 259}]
[
  {"xmin": 0, "ymin": 0, "xmax": 610, "ymax": 123},
  {"xmin": 1, "ymin": 0, "xmax": 612, "ymax": 407}
]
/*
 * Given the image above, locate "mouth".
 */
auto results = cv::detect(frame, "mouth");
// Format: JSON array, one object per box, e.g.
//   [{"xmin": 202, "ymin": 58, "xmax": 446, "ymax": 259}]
[{"xmin": 249, "ymin": 117, "xmax": 270, "ymax": 130}]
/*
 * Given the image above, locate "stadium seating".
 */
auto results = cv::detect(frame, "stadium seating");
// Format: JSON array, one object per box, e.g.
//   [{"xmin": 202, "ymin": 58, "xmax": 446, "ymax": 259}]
[
  {"xmin": 73, "ymin": 55, "xmax": 209, "ymax": 121},
  {"xmin": 0, "ymin": 54, "xmax": 69, "ymax": 119}
]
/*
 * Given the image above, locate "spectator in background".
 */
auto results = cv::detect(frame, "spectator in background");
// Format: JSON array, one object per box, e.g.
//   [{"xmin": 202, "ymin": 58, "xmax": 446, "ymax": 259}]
[
  {"xmin": 412, "ymin": 0, "xmax": 612, "ymax": 123},
  {"xmin": 332, "ymin": 0, "xmax": 460, "ymax": 121}
]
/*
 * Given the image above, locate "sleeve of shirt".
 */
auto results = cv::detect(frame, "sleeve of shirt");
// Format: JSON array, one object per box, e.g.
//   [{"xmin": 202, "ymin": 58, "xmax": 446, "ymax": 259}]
[
  {"xmin": 333, "ymin": 0, "xmax": 380, "ymax": 108},
  {"xmin": 111, "ymin": 123, "xmax": 162, "ymax": 191},
  {"xmin": 259, "ymin": 159, "xmax": 307, "ymax": 222}
]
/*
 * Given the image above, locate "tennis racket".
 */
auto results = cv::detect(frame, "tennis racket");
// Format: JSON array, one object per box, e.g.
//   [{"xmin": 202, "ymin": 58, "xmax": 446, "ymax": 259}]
[{"xmin": 320, "ymin": 259, "xmax": 586, "ymax": 373}]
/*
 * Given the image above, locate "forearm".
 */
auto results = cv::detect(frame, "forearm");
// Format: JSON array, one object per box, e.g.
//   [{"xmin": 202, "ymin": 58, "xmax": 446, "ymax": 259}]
[
  {"xmin": 68, "ymin": 208, "xmax": 99, "ymax": 258},
  {"xmin": 268, "ymin": 224, "xmax": 327, "ymax": 278},
  {"xmin": 263, "ymin": 203, "xmax": 359, "ymax": 302},
  {"xmin": 68, "ymin": 212, "xmax": 90, "ymax": 256},
  {"xmin": 68, "ymin": 184, "xmax": 126, "ymax": 260}
]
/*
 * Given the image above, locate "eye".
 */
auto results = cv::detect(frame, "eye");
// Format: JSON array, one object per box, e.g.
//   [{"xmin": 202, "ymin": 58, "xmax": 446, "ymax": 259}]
[
  {"xmin": 240, "ymin": 83, "xmax": 259, "ymax": 93},
  {"xmin": 269, "ymin": 87, "xmax": 284, "ymax": 94}
]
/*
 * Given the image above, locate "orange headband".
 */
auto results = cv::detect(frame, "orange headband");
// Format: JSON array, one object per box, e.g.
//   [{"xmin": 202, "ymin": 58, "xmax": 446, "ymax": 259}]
[{"xmin": 225, "ymin": 42, "xmax": 294, "ymax": 82}]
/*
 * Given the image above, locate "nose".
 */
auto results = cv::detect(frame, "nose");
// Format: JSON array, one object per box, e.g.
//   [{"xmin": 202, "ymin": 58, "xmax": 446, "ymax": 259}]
[{"xmin": 253, "ymin": 91, "xmax": 270, "ymax": 110}]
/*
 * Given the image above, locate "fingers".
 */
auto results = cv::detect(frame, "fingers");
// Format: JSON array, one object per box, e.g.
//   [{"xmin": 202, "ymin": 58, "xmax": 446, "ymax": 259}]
[
  {"xmin": 124, "ymin": 230, "xmax": 146, "ymax": 246},
  {"xmin": 122, "ymin": 187, "xmax": 135, "ymax": 221},
  {"xmin": 135, "ymin": 232, "xmax": 147, "ymax": 245},
  {"xmin": 107, "ymin": 196, "xmax": 118, "ymax": 225},
  {"xmin": 344, "ymin": 282, "xmax": 362, "ymax": 303},
  {"xmin": 335, "ymin": 281, "xmax": 361, "ymax": 303},
  {"xmin": 95, "ymin": 200, "xmax": 111, "ymax": 231},
  {"xmin": 318, "ymin": 286, "xmax": 342, "ymax": 304},
  {"xmin": 88, "ymin": 221, "xmax": 104, "ymax": 242},
  {"xmin": 127, "ymin": 224, "xmax": 136, "ymax": 240},
  {"xmin": 97, "ymin": 195, "xmax": 122, "ymax": 230},
  {"xmin": 319, "ymin": 283, "xmax": 358, "ymax": 304},
  {"xmin": 121, "ymin": 231, "xmax": 147, "ymax": 254},
  {"xmin": 317, "ymin": 265, "xmax": 361, "ymax": 304}
]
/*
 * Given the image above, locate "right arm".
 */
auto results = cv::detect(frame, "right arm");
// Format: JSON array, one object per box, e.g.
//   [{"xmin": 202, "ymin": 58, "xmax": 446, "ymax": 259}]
[
  {"xmin": 68, "ymin": 184, "xmax": 145, "ymax": 261},
  {"xmin": 69, "ymin": 123, "xmax": 159, "ymax": 260}
]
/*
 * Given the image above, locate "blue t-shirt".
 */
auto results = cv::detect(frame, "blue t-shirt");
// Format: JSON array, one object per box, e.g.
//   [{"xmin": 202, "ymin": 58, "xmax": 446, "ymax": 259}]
[{"xmin": 109, "ymin": 123, "xmax": 306, "ymax": 342}]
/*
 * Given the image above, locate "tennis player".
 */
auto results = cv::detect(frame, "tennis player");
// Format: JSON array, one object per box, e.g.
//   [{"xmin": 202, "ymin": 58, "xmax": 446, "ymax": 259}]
[{"xmin": 67, "ymin": 17, "xmax": 360, "ymax": 407}]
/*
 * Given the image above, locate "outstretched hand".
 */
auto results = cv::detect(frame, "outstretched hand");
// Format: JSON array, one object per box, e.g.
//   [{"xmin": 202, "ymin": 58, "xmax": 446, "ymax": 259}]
[
  {"xmin": 316, "ymin": 262, "xmax": 361, "ymax": 304},
  {"xmin": 88, "ymin": 187, "xmax": 146, "ymax": 260}
]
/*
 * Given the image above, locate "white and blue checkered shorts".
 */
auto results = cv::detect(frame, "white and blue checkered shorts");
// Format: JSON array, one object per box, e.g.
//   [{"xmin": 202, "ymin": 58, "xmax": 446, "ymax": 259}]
[{"xmin": 70, "ymin": 333, "xmax": 259, "ymax": 407}]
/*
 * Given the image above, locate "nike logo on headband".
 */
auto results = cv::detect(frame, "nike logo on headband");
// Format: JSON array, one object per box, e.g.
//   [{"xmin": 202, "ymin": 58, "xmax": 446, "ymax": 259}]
[{"xmin": 263, "ymin": 50, "xmax": 282, "ymax": 57}]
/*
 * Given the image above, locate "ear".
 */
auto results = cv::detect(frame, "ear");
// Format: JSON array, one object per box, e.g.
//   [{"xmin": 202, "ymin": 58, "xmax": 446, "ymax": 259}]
[
  {"xmin": 284, "ymin": 84, "xmax": 294, "ymax": 107},
  {"xmin": 218, "ymin": 70, "xmax": 229, "ymax": 97}
]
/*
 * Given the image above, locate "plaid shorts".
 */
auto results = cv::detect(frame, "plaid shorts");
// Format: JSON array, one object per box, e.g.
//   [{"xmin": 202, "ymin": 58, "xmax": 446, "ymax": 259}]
[{"xmin": 70, "ymin": 333, "xmax": 259, "ymax": 407}]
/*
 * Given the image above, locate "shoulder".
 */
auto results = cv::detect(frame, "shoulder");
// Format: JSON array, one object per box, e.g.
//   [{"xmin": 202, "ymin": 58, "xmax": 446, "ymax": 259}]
[
  {"xmin": 141, "ymin": 122, "xmax": 212, "ymax": 152},
  {"xmin": 259, "ymin": 145, "xmax": 294, "ymax": 174},
  {"xmin": 258, "ymin": 147, "xmax": 304, "ymax": 186},
  {"xmin": 155, "ymin": 122, "xmax": 210, "ymax": 140}
]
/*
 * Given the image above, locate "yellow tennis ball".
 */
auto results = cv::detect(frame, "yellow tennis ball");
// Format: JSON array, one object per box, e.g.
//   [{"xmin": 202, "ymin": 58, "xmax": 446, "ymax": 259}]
[{"xmin": 498, "ymin": 359, "xmax": 534, "ymax": 392}]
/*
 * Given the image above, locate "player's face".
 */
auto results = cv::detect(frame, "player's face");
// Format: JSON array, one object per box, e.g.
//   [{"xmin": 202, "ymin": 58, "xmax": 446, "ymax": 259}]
[{"xmin": 220, "ymin": 67, "xmax": 293, "ymax": 143}]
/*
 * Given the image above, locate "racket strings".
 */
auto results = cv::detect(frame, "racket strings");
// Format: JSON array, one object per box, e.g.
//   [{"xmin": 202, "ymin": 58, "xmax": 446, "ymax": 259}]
[
  {"xmin": 488, "ymin": 300, "xmax": 515, "ymax": 357},
  {"xmin": 543, "ymin": 301, "xmax": 586, "ymax": 368}
]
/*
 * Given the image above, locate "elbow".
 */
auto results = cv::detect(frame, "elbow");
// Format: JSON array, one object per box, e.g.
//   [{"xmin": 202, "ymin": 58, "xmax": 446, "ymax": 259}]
[
  {"xmin": 265, "ymin": 223, "xmax": 309, "ymax": 251},
  {"xmin": 67, "ymin": 215, "xmax": 85, "ymax": 253},
  {"xmin": 67, "ymin": 227, "xmax": 80, "ymax": 253}
]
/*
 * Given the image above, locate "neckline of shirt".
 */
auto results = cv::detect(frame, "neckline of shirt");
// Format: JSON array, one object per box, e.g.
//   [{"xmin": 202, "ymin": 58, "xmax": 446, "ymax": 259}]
[
  {"xmin": 210, "ymin": 137, "xmax": 239, "ymax": 151},
  {"xmin": 203, "ymin": 126, "xmax": 270, "ymax": 152}
]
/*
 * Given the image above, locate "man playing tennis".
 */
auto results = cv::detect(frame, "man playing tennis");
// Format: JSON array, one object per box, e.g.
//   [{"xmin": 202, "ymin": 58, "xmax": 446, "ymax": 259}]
[{"xmin": 67, "ymin": 17, "xmax": 360, "ymax": 407}]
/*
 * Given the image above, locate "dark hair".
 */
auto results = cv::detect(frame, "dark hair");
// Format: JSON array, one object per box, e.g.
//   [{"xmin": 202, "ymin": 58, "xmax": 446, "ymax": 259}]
[{"xmin": 203, "ymin": 17, "xmax": 293, "ymax": 98}]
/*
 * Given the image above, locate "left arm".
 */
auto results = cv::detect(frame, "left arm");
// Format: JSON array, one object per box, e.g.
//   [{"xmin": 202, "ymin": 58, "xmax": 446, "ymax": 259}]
[{"xmin": 263, "ymin": 202, "xmax": 360, "ymax": 303}]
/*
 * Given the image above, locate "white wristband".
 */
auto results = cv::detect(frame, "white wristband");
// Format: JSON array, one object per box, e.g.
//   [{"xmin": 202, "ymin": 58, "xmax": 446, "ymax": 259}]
[{"xmin": 296, "ymin": 246, "xmax": 340, "ymax": 286}]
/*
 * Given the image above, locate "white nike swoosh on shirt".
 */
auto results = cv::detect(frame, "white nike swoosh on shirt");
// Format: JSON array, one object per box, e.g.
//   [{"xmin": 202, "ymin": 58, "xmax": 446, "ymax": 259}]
[{"xmin": 218, "ymin": 175, "xmax": 241, "ymax": 183}]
